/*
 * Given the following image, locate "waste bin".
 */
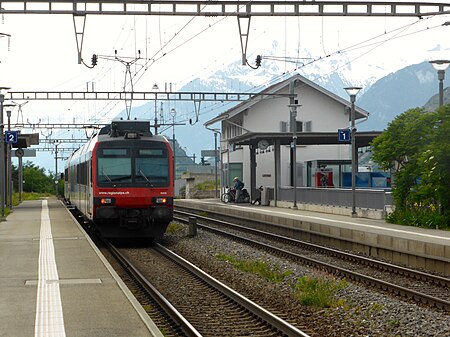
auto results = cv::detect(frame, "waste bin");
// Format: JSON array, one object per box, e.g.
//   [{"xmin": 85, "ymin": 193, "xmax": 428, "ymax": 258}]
[{"xmin": 260, "ymin": 187, "xmax": 270, "ymax": 206}]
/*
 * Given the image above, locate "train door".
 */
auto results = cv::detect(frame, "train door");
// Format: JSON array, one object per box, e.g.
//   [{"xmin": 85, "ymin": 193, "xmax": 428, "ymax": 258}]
[{"xmin": 87, "ymin": 158, "xmax": 92, "ymax": 217}]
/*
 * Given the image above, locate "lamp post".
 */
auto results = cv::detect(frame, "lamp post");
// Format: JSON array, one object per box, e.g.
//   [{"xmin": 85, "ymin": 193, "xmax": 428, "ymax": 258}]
[
  {"xmin": 344, "ymin": 86, "xmax": 362, "ymax": 218},
  {"xmin": 429, "ymin": 60, "xmax": 450, "ymax": 107},
  {"xmin": 213, "ymin": 131, "xmax": 218, "ymax": 198},
  {"xmin": 0, "ymin": 87, "xmax": 10, "ymax": 218},
  {"xmin": 170, "ymin": 108, "xmax": 176, "ymax": 181},
  {"xmin": 289, "ymin": 101, "xmax": 300, "ymax": 210},
  {"xmin": 205, "ymin": 126, "xmax": 221, "ymax": 198},
  {"xmin": 153, "ymin": 83, "xmax": 159, "ymax": 134}
]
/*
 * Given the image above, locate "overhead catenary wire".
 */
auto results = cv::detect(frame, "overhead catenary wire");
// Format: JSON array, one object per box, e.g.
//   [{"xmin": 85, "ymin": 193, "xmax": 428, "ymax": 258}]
[{"xmin": 37, "ymin": 11, "xmax": 450, "ymax": 151}]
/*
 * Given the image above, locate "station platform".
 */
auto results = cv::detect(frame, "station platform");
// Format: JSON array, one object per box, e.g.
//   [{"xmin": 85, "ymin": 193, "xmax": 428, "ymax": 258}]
[
  {"xmin": 0, "ymin": 198, "xmax": 163, "ymax": 337},
  {"xmin": 175, "ymin": 198, "xmax": 450, "ymax": 276}
]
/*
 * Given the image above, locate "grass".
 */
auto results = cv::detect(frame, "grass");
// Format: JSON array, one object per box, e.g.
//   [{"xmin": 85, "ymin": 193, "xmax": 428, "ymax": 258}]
[
  {"xmin": 216, "ymin": 253, "xmax": 293, "ymax": 283},
  {"xmin": 13, "ymin": 192, "xmax": 51, "ymax": 204},
  {"xmin": 292, "ymin": 274, "xmax": 347, "ymax": 308},
  {"xmin": 195, "ymin": 180, "xmax": 219, "ymax": 191},
  {"xmin": 216, "ymin": 254, "xmax": 347, "ymax": 309},
  {"xmin": 0, "ymin": 193, "xmax": 55, "ymax": 218},
  {"xmin": 166, "ymin": 222, "xmax": 184, "ymax": 234},
  {"xmin": 142, "ymin": 304, "xmax": 154, "ymax": 312}
]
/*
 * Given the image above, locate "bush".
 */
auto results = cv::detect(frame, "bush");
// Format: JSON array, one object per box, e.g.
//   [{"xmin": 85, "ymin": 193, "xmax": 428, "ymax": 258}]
[
  {"xmin": 195, "ymin": 180, "xmax": 219, "ymax": 191},
  {"xmin": 386, "ymin": 209, "xmax": 449, "ymax": 230}
]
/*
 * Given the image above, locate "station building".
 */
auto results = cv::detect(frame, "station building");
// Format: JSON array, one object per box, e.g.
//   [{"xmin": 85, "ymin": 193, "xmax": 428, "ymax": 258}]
[{"xmin": 205, "ymin": 73, "xmax": 383, "ymax": 204}]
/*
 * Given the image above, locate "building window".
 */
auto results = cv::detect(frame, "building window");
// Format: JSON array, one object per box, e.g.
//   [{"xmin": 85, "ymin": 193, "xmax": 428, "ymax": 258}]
[
  {"xmin": 280, "ymin": 121, "xmax": 288, "ymax": 132},
  {"xmin": 304, "ymin": 121, "xmax": 312, "ymax": 132}
]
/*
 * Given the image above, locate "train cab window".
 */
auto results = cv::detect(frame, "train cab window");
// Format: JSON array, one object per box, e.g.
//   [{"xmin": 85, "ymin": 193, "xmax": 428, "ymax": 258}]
[
  {"xmin": 135, "ymin": 148, "xmax": 169, "ymax": 186},
  {"xmin": 98, "ymin": 148, "xmax": 132, "ymax": 184}
]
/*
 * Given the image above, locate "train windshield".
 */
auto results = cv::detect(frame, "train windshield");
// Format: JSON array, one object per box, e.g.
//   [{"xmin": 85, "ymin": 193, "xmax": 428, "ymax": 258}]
[{"xmin": 97, "ymin": 144, "xmax": 169, "ymax": 187}]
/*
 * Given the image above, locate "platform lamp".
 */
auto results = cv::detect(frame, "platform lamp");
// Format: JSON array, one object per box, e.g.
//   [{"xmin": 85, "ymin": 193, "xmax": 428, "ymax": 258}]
[
  {"xmin": 344, "ymin": 86, "xmax": 362, "ymax": 218},
  {"xmin": 0, "ymin": 87, "xmax": 10, "ymax": 218},
  {"xmin": 205, "ymin": 126, "xmax": 221, "ymax": 198},
  {"xmin": 152, "ymin": 83, "xmax": 159, "ymax": 134},
  {"xmin": 429, "ymin": 60, "xmax": 450, "ymax": 107}
]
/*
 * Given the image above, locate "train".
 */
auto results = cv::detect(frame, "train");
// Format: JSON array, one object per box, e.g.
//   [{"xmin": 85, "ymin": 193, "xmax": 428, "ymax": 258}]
[{"xmin": 64, "ymin": 119, "xmax": 174, "ymax": 239}]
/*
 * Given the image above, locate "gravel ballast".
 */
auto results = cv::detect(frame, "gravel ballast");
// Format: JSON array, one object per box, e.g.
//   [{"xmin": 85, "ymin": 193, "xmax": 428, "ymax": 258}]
[{"xmin": 148, "ymin": 225, "xmax": 450, "ymax": 337}]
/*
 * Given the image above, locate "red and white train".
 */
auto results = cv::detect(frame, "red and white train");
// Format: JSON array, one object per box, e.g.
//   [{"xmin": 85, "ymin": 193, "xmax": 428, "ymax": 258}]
[{"xmin": 64, "ymin": 119, "xmax": 174, "ymax": 239}]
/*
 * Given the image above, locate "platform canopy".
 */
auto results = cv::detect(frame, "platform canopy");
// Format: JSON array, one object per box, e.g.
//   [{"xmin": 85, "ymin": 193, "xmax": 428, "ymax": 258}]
[{"xmin": 229, "ymin": 131, "xmax": 382, "ymax": 148}]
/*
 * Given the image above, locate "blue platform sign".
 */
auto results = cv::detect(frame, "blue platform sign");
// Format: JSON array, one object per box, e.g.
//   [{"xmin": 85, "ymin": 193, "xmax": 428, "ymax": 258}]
[
  {"xmin": 5, "ymin": 131, "xmax": 18, "ymax": 144},
  {"xmin": 338, "ymin": 129, "xmax": 351, "ymax": 142}
]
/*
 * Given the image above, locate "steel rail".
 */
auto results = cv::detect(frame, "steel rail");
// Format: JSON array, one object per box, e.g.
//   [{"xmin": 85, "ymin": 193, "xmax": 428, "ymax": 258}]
[
  {"xmin": 174, "ymin": 210, "xmax": 450, "ymax": 311},
  {"xmin": 105, "ymin": 240, "xmax": 203, "ymax": 337},
  {"xmin": 175, "ymin": 210, "xmax": 450, "ymax": 287},
  {"xmin": 153, "ymin": 242, "xmax": 311, "ymax": 337}
]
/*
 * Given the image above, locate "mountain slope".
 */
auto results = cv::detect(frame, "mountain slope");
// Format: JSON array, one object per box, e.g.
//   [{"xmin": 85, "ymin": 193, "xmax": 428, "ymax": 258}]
[
  {"xmin": 357, "ymin": 61, "xmax": 450, "ymax": 131},
  {"xmin": 119, "ymin": 58, "xmax": 449, "ymax": 157}
]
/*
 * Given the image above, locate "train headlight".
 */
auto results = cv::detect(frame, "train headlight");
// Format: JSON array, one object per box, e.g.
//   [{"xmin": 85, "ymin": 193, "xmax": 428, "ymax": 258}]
[
  {"xmin": 101, "ymin": 198, "xmax": 112, "ymax": 204},
  {"xmin": 94, "ymin": 197, "xmax": 116, "ymax": 205},
  {"xmin": 152, "ymin": 197, "xmax": 173, "ymax": 206},
  {"xmin": 154, "ymin": 197, "xmax": 167, "ymax": 204}
]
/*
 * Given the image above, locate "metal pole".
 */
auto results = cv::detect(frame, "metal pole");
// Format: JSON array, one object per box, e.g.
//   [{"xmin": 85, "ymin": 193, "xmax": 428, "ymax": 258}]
[
  {"xmin": 170, "ymin": 108, "xmax": 176, "ymax": 183},
  {"xmin": 0, "ymin": 94, "xmax": 5, "ymax": 218},
  {"xmin": 18, "ymin": 156, "xmax": 22, "ymax": 203},
  {"xmin": 6, "ymin": 110, "xmax": 12, "ymax": 210},
  {"xmin": 289, "ymin": 80, "xmax": 298, "ymax": 210},
  {"xmin": 438, "ymin": 69, "xmax": 445, "ymax": 107},
  {"xmin": 172, "ymin": 115, "xmax": 176, "ymax": 181},
  {"xmin": 152, "ymin": 83, "xmax": 159, "ymax": 134},
  {"xmin": 154, "ymin": 99, "xmax": 158, "ymax": 135},
  {"xmin": 214, "ymin": 131, "xmax": 218, "ymax": 198},
  {"xmin": 55, "ymin": 143, "xmax": 58, "ymax": 196},
  {"xmin": 292, "ymin": 108, "xmax": 298, "ymax": 210},
  {"xmin": 350, "ymin": 94, "xmax": 357, "ymax": 217}
]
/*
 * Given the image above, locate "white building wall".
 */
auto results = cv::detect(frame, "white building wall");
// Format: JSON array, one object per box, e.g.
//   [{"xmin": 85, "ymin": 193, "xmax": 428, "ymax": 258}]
[
  {"xmin": 242, "ymin": 85, "xmax": 350, "ymax": 133},
  {"xmin": 219, "ymin": 76, "xmax": 360, "ymax": 190}
]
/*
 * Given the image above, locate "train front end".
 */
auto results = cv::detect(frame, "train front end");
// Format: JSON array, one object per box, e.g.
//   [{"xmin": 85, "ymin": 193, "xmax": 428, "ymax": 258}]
[{"xmin": 92, "ymin": 121, "xmax": 174, "ymax": 239}]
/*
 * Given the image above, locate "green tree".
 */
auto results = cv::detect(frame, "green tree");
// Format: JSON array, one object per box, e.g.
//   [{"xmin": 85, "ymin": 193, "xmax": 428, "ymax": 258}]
[
  {"xmin": 415, "ymin": 106, "xmax": 450, "ymax": 215},
  {"xmin": 371, "ymin": 106, "xmax": 450, "ymax": 228},
  {"xmin": 371, "ymin": 108, "xmax": 436, "ymax": 209},
  {"xmin": 20, "ymin": 161, "xmax": 55, "ymax": 194}
]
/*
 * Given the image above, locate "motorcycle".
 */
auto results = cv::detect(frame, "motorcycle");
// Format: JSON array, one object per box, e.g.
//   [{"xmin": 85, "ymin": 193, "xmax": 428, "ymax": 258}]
[{"xmin": 221, "ymin": 186, "xmax": 250, "ymax": 203}]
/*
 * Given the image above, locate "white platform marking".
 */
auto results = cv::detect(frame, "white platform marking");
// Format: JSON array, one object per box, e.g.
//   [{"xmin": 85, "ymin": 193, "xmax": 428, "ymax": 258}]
[{"xmin": 35, "ymin": 200, "xmax": 66, "ymax": 337}]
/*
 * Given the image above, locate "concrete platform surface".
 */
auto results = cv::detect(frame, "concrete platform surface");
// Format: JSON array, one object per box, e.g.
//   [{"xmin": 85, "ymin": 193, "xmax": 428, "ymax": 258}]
[{"xmin": 0, "ymin": 198, "xmax": 163, "ymax": 337}]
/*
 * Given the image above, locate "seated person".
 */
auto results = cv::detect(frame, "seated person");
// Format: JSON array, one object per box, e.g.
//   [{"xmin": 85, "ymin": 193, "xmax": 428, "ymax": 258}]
[{"xmin": 233, "ymin": 177, "xmax": 244, "ymax": 202}]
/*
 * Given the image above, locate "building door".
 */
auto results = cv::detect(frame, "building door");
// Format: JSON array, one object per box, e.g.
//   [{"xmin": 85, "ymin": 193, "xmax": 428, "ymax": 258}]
[{"xmin": 228, "ymin": 163, "xmax": 243, "ymax": 187}]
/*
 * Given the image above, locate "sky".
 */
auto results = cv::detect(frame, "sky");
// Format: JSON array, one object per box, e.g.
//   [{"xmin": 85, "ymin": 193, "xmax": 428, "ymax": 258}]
[{"xmin": 0, "ymin": 1, "xmax": 449, "ymax": 172}]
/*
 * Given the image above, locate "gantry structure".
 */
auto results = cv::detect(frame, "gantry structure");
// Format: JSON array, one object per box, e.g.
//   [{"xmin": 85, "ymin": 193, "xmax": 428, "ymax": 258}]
[{"xmin": 1, "ymin": 1, "xmax": 449, "ymax": 64}]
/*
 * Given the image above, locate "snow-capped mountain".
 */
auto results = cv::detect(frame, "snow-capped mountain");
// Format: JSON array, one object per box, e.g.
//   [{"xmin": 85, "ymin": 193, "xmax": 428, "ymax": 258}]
[{"xmin": 118, "ymin": 41, "xmax": 449, "ymax": 160}]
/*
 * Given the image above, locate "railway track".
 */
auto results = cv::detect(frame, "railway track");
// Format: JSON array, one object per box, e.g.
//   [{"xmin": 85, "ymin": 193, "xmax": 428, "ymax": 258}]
[
  {"xmin": 103, "ymin": 239, "xmax": 312, "ymax": 337},
  {"xmin": 174, "ymin": 209, "xmax": 450, "ymax": 312}
]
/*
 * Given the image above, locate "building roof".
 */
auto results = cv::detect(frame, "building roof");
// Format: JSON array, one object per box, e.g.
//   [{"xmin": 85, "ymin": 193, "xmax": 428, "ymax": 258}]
[{"xmin": 204, "ymin": 73, "xmax": 370, "ymax": 127}]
